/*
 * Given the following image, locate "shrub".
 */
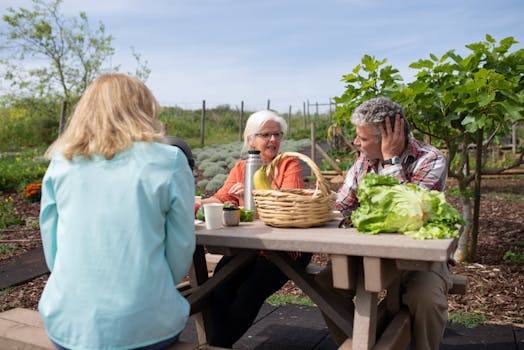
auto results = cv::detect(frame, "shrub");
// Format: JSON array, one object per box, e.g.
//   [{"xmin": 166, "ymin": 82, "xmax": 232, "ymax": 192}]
[
  {"xmin": 0, "ymin": 149, "xmax": 48, "ymax": 191},
  {"xmin": 202, "ymin": 164, "xmax": 227, "ymax": 178}
]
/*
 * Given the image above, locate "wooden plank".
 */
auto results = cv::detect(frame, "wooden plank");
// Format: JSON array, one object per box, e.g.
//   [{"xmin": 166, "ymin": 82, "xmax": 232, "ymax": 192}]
[
  {"xmin": 331, "ymin": 255, "xmax": 357, "ymax": 290},
  {"xmin": 363, "ymin": 257, "xmax": 400, "ymax": 292},
  {"xmin": 373, "ymin": 308, "xmax": 411, "ymax": 350},
  {"xmin": 188, "ymin": 250, "xmax": 258, "ymax": 315},
  {"xmin": 264, "ymin": 251, "xmax": 355, "ymax": 338},
  {"xmin": 395, "ymin": 259, "xmax": 432, "ymax": 271},
  {"xmin": 195, "ymin": 221, "xmax": 456, "ymax": 263},
  {"xmin": 315, "ymin": 142, "xmax": 341, "ymax": 171},
  {"xmin": 205, "ymin": 246, "xmax": 240, "ymax": 256},
  {"xmin": 0, "ymin": 248, "xmax": 49, "ymax": 289},
  {"xmin": 352, "ymin": 265, "xmax": 378, "ymax": 349},
  {"xmin": 449, "ymin": 274, "xmax": 468, "ymax": 295},
  {"xmin": 188, "ymin": 245, "xmax": 212, "ymax": 345},
  {"xmin": 339, "ymin": 338, "xmax": 353, "ymax": 349}
]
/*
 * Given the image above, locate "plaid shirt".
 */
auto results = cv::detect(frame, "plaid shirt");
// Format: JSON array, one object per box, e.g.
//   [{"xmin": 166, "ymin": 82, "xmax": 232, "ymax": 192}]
[{"xmin": 335, "ymin": 137, "xmax": 448, "ymax": 218}]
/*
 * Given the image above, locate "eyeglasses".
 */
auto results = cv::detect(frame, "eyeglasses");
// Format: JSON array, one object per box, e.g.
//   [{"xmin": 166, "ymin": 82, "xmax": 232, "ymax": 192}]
[{"xmin": 255, "ymin": 132, "xmax": 284, "ymax": 141}]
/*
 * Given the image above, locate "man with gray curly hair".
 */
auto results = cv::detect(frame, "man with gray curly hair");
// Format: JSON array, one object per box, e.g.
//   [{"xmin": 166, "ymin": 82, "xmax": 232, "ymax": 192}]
[{"xmin": 316, "ymin": 97, "xmax": 451, "ymax": 350}]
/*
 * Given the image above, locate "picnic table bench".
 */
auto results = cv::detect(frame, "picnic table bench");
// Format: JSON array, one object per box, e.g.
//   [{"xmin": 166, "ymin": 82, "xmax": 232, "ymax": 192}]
[
  {"xmin": 0, "ymin": 308, "xmax": 228, "ymax": 350},
  {"xmin": 185, "ymin": 217, "xmax": 466, "ymax": 350}
]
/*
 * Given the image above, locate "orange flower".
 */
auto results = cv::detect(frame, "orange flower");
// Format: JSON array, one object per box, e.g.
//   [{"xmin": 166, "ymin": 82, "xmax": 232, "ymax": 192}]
[{"xmin": 24, "ymin": 183, "xmax": 42, "ymax": 202}]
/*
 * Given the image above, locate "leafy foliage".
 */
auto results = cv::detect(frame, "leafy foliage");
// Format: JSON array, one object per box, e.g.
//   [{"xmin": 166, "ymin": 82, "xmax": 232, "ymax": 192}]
[
  {"xmin": 0, "ymin": 196, "xmax": 23, "ymax": 229},
  {"xmin": 448, "ymin": 311, "xmax": 486, "ymax": 328},
  {"xmin": 0, "ymin": 0, "xmax": 151, "ymax": 135},
  {"xmin": 1, "ymin": 0, "xmax": 115, "ymax": 100},
  {"xmin": 0, "ymin": 148, "xmax": 48, "ymax": 191},
  {"xmin": 332, "ymin": 34, "xmax": 524, "ymax": 261},
  {"xmin": 333, "ymin": 54, "xmax": 403, "ymax": 127},
  {"xmin": 0, "ymin": 97, "xmax": 60, "ymax": 149}
]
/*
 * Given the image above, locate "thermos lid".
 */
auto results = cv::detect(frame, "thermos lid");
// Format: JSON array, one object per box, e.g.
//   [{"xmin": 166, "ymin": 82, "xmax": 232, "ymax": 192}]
[{"xmin": 247, "ymin": 150, "xmax": 261, "ymax": 154}]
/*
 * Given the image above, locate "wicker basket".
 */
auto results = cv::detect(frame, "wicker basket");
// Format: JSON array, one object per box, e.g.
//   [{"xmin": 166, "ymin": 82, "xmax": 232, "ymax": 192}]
[{"xmin": 252, "ymin": 152, "xmax": 336, "ymax": 228}]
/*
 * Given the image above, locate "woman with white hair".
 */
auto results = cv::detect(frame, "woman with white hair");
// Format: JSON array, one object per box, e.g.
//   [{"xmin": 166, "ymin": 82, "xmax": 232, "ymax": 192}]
[
  {"xmin": 202, "ymin": 109, "xmax": 301, "ymax": 205},
  {"xmin": 202, "ymin": 110, "xmax": 311, "ymax": 347}
]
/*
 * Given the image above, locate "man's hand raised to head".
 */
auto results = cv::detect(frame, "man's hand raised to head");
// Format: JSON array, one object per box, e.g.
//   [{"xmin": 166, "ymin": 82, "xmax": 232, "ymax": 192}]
[{"xmin": 380, "ymin": 114, "xmax": 405, "ymax": 161}]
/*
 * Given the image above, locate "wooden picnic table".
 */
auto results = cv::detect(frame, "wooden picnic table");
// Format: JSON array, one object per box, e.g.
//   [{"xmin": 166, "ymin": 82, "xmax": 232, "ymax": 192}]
[{"xmin": 185, "ymin": 217, "xmax": 457, "ymax": 350}]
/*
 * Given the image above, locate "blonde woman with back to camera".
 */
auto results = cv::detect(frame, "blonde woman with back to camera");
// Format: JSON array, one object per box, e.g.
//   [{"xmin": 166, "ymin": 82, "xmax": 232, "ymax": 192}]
[{"xmin": 39, "ymin": 73, "xmax": 195, "ymax": 350}]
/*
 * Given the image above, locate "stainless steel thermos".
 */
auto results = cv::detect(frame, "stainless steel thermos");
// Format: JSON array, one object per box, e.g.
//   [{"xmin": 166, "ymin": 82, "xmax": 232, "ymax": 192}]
[{"xmin": 244, "ymin": 150, "xmax": 262, "ymax": 211}]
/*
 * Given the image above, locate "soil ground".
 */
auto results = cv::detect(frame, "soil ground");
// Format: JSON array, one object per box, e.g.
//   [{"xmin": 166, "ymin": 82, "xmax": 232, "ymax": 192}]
[{"xmin": 0, "ymin": 176, "xmax": 522, "ymax": 328}]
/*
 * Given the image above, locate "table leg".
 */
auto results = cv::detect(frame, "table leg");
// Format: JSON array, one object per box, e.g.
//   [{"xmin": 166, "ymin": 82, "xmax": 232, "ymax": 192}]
[
  {"xmin": 264, "ymin": 251, "xmax": 354, "ymax": 337},
  {"xmin": 187, "ymin": 248, "xmax": 258, "ymax": 346},
  {"xmin": 188, "ymin": 245, "xmax": 211, "ymax": 345},
  {"xmin": 352, "ymin": 263, "xmax": 378, "ymax": 350}
]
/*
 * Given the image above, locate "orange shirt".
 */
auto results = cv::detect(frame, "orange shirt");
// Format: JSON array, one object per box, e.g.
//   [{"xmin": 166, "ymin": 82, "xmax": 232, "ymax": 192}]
[{"xmin": 214, "ymin": 156, "xmax": 304, "ymax": 206}]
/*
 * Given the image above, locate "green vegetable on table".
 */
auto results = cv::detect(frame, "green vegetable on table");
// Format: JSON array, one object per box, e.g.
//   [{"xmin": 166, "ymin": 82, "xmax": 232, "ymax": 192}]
[
  {"xmin": 195, "ymin": 204, "xmax": 254, "ymax": 222},
  {"xmin": 196, "ymin": 205, "xmax": 205, "ymax": 221},
  {"xmin": 240, "ymin": 209, "xmax": 254, "ymax": 222},
  {"xmin": 351, "ymin": 173, "xmax": 464, "ymax": 239}
]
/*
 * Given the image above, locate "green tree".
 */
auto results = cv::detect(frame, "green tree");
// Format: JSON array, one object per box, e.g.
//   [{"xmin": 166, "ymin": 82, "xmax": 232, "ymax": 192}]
[
  {"xmin": 1, "ymin": 0, "xmax": 114, "ymax": 99},
  {"xmin": 399, "ymin": 35, "xmax": 523, "ymax": 261},
  {"xmin": 333, "ymin": 35, "xmax": 523, "ymax": 262},
  {"xmin": 333, "ymin": 54, "xmax": 403, "ymax": 126},
  {"xmin": 0, "ymin": 0, "xmax": 150, "ymax": 131}
]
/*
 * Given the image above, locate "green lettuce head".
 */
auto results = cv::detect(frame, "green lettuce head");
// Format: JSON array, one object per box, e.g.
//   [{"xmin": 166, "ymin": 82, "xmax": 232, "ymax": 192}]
[{"xmin": 351, "ymin": 173, "xmax": 463, "ymax": 239}]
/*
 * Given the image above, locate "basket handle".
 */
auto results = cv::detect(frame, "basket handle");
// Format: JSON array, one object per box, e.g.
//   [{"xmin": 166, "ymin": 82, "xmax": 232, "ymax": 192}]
[{"xmin": 266, "ymin": 151, "xmax": 330, "ymax": 198}]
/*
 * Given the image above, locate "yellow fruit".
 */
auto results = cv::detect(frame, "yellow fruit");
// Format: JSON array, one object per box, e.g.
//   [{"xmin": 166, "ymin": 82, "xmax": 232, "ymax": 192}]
[{"xmin": 253, "ymin": 165, "xmax": 272, "ymax": 190}]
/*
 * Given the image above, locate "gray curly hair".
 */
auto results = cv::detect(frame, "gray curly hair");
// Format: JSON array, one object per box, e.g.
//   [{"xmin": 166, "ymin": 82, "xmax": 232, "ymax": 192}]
[{"xmin": 350, "ymin": 97, "xmax": 409, "ymax": 141}]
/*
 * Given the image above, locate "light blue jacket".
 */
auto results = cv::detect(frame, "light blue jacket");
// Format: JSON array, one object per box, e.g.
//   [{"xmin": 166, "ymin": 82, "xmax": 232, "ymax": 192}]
[{"xmin": 38, "ymin": 142, "xmax": 195, "ymax": 350}]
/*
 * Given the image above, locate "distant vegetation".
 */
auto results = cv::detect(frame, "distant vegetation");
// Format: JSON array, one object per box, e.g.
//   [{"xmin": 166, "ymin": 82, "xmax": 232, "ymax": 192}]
[
  {"xmin": 0, "ymin": 102, "xmax": 332, "ymax": 192},
  {"xmin": 160, "ymin": 104, "xmax": 331, "ymax": 149}
]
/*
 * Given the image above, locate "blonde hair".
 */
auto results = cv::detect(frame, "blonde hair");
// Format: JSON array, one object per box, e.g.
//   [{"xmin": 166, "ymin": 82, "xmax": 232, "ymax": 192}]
[
  {"xmin": 46, "ymin": 73, "xmax": 165, "ymax": 160},
  {"xmin": 242, "ymin": 110, "xmax": 287, "ymax": 153}
]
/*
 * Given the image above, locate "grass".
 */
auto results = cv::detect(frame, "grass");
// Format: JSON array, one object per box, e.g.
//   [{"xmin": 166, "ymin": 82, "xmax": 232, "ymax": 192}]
[
  {"xmin": 0, "ymin": 244, "xmax": 15, "ymax": 254},
  {"xmin": 268, "ymin": 293, "xmax": 490, "ymax": 329},
  {"xmin": 448, "ymin": 311, "xmax": 486, "ymax": 328},
  {"xmin": 503, "ymin": 240, "xmax": 524, "ymax": 265},
  {"xmin": 0, "ymin": 196, "xmax": 23, "ymax": 229},
  {"xmin": 487, "ymin": 191, "xmax": 524, "ymax": 203},
  {"xmin": 266, "ymin": 293, "xmax": 315, "ymax": 307}
]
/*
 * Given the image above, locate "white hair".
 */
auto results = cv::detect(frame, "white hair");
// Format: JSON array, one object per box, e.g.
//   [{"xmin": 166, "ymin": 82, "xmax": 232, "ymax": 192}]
[{"xmin": 242, "ymin": 110, "xmax": 287, "ymax": 153}]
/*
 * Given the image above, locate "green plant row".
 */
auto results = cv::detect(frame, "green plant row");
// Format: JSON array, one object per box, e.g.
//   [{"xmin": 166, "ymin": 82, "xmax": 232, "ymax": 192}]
[{"xmin": 193, "ymin": 139, "xmax": 311, "ymax": 194}]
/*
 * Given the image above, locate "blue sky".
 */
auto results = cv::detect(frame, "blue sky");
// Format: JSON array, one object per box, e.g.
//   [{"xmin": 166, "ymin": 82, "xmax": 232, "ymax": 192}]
[{"xmin": 1, "ymin": 0, "xmax": 523, "ymax": 113}]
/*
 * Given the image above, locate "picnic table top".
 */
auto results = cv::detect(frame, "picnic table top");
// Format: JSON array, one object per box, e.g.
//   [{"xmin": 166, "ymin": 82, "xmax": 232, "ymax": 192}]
[{"xmin": 195, "ymin": 219, "xmax": 456, "ymax": 262}]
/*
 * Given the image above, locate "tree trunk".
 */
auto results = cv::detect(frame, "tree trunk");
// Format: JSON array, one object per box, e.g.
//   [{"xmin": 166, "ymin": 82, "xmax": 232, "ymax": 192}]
[
  {"xmin": 468, "ymin": 130, "xmax": 484, "ymax": 261},
  {"xmin": 454, "ymin": 183, "xmax": 473, "ymax": 262}
]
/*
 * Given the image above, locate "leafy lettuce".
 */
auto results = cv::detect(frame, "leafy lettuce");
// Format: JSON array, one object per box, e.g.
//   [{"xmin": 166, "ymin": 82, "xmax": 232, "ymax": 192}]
[{"xmin": 351, "ymin": 173, "xmax": 464, "ymax": 239}]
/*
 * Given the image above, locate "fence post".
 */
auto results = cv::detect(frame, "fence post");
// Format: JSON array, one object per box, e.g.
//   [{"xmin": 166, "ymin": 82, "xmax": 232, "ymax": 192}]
[
  {"xmin": 307, "ymin": 100, "xmax": 311, "ymax": 126},
  {"xmin": 200, "ymin": 100, "xmax": 206, "ymax": 146},
  {"xmin": 329, "ymin": 98, "xmax": 333, "ymax": 124},
  {"xmin": 310, "ymin": 121, "xmax": 316, "ymax": 177},
  {"xmin": 288, "ymin": 105, "xmax": 292, "ymax": 135},
  {"xmin": 239, "ymin": 101, "xmax": 244, "ymax": 142},
  {"xmin": 302, "ymin": 101, "xmax": 306, "ymax": 129}
]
